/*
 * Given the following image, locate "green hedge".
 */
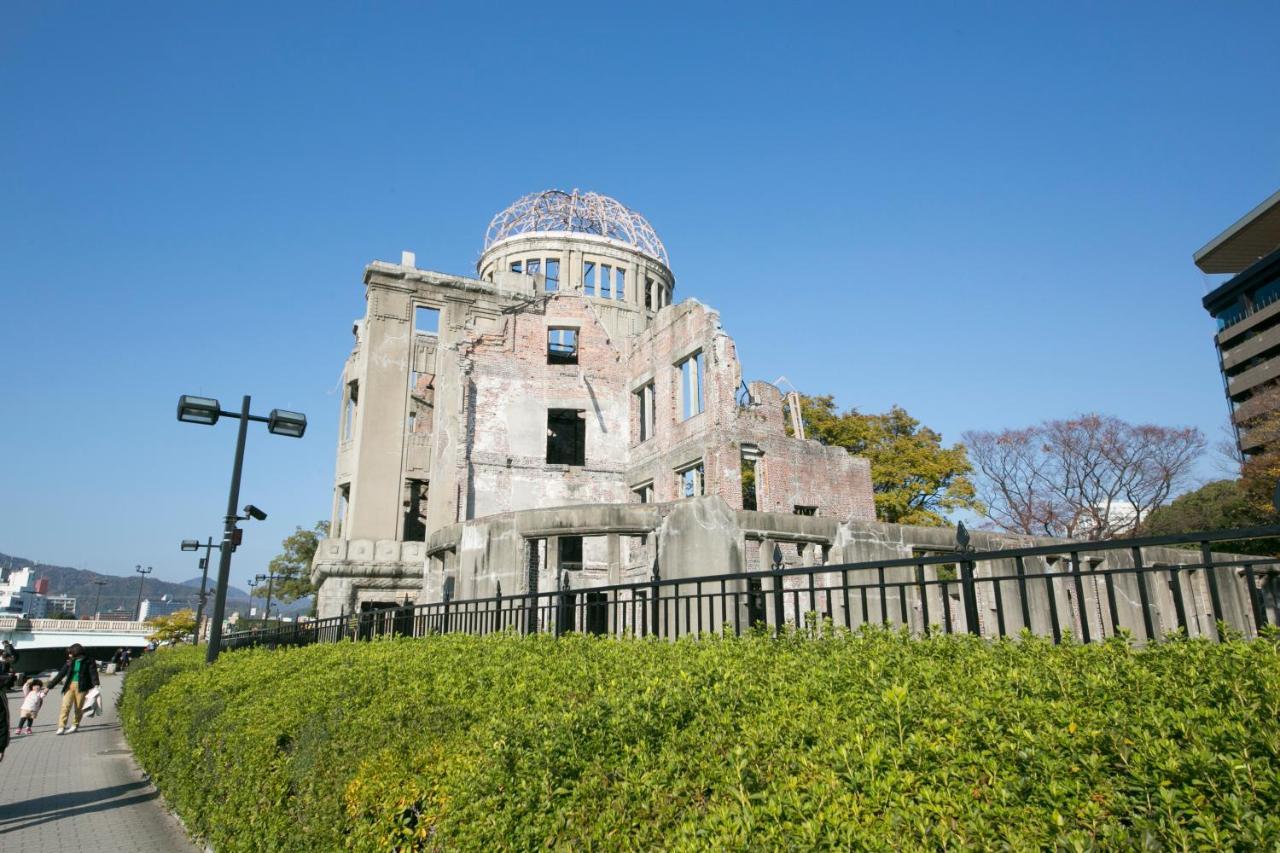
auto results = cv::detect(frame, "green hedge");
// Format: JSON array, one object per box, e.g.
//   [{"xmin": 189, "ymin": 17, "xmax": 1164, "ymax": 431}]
[{"xmin": 121, "ymin": 630, "xmax": 1280, "ymax": 850}]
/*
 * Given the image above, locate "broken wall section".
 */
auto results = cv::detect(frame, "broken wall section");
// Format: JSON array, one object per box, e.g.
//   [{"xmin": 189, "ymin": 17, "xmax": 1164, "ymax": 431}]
[
  {"xmin": 457, "ymin": 292, "xmax": 633, "ymax": 520},
  {"xmin": 622, "ymin": 300, "xmax": 875, "ymax": 523}
]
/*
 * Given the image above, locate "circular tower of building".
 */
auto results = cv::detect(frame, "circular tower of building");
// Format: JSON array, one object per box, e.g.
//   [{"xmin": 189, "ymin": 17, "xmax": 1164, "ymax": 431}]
[{"xmin": 477, "ymin": 189, "xmax": 675, "ymax": 315}]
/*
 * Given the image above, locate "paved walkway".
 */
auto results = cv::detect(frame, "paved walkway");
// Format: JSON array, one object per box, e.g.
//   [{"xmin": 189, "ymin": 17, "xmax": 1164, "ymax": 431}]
[{"xmin": 1, "ymin": 674, "xmax": 198, "ymax": 852}]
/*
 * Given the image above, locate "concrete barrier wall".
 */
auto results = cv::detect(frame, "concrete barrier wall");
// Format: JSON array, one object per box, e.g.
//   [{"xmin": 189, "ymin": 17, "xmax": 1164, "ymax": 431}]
[{"xmin": 311, "ymin": 497, "xmax": 1274, "ymax": 642}]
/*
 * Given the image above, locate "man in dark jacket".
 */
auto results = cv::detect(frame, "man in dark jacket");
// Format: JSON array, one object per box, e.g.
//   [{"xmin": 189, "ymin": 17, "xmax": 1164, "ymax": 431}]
[{"xmin": 46, "ymin": 643, "xmax": 99, "ymax": 734}]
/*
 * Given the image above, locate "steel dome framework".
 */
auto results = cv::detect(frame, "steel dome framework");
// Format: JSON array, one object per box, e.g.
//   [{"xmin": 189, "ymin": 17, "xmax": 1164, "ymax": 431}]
[{"xmin": 484, "ymin": 189, "xmax": 669, "ymax": 267}]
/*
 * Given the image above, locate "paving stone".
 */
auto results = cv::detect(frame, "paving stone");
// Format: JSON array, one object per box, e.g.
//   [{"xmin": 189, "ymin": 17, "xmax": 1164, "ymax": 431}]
[{"xmin": 0, "ymin": 675, "xmax": 198, "ymax": 852}]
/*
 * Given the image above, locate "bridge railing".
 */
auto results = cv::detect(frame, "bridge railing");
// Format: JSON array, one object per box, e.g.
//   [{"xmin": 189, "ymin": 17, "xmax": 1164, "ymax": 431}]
[{"xmin": 0, "ymin": 617, "xmax": 152, "ymax": 634}]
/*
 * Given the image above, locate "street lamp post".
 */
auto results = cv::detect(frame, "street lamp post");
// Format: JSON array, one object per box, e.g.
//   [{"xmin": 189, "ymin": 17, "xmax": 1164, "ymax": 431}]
[
  {"xmin": 181, "ymin": 537, "xmax": 223, "ymax": 645},
  {"xmin": 134, "ymin": 565, "xmax": 153, "ymax": 621},
  {"xmin": 176, "ymin": 394, "xmax": 306, "ymax": 663},
  {"xmin": 253, "ymin": 572, "xmax": 280, "ymax": 623},
  {"xmin": 91, "ymin": 579, "xmax": 109, "ymax": 619}
]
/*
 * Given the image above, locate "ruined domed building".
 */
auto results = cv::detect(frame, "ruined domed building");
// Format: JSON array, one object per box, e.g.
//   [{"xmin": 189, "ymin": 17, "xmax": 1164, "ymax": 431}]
[
  {"xmin": 310, "ymin": 189, "xmax": 905, "ymax": 618},
  {"xmin": 308, "ymin": 190, "xmax": 1257, "ymax": 641}
]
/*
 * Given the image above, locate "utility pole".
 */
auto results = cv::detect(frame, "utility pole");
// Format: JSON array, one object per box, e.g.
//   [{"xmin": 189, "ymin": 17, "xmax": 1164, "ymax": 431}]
[
  {"xmin": 182, "ymin": 538, "xmax": 221, "ymax": 645},
  {"xmin": 92, "ymin": 579, "xmax": 109, "ymax": 619},
  {"xmin": 253, "ymin": 572, "xmax": 279, "ymax": 622},
  {"xmin": 134, "ymin": 565, "xmax": 153, "ymax": 621}
]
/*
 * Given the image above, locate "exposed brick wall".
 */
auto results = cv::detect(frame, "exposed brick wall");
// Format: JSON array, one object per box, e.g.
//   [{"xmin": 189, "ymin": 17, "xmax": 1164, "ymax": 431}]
[
  {"xmin": 453, "ymin": 294, "xmax": 631, "ymax": 517},
  {"xmin": 341, "ymin": 261, "xmax": 876, "ymax": 548}
]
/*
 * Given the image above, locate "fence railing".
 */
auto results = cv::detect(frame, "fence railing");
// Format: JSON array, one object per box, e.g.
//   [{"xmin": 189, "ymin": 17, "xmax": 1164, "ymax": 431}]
[{"xmin": 223, "ymin": 526, "xmax": 1280, "ymax": 652}]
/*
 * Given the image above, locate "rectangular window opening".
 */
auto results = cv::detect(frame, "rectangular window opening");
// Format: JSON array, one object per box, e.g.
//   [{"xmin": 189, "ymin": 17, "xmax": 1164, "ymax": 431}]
[
  {"xmin": 402, "ymin": 479, "xmax": 429, "ymax": 540},
  {"xmin": 583, "ymin": 261, "xmax": 596, "ymax": 297},
  {"xmin": 741, "ymin": 454, "xmax": 758, "ymax": 511},
  {"xmin": 546, "ymin": 409, "xmax": 586, "ymax": 465},
  {"xmin": 545, "ymin": 258, "xmax": 560, "ymax": 292},
  {"xmin": 343, "ymin": 380, "xmax": 359, "ymax": 440},
  {"xmin": 559, "ymin": 535, "xmax": 584, "ymax": 573},
  {"xmin": 793, "ymin": 505, "xmax": 817, "ymax": 516},
  {"xmin": 678, "ymin": 351, "xmax": 705, "ymax": 420},
  {"xmin": 635, "ymin": 382, "xmax": 656, "ymax": 442},
  {"xmin": 615, "ymin": 268, "xmax": 625, "ymax": 300},
  {"xmin": 632, "ymin": 481, "xmax": 654, "ymax": 504},
  {"xmin": 600, "ymin": 264, "xmax": 613, "ymax": 299},
  {"xmin": 510, "ymin": 260, "xmax": 522, "ymax": 274},
  {"xmin": 414, "ymin": 306, "xmax": 440, "ymax": 335},
  {"xmin": 335, "ymin": 483, "xmax": 350, "ymax": 538},
  {"xmin": 644, "ymin": 277, "xmax": 654, "ymax": 310},
  {"xmin": 677, "ymin": 461, "xmax": 705, "ymax": 498},
  {"xmin": 548, "ymin": 327, "xmax": 578, "ymax": 365},
  {"xmin": 913, "ymin": 548, "xmax": 958, "ymax": 582}
]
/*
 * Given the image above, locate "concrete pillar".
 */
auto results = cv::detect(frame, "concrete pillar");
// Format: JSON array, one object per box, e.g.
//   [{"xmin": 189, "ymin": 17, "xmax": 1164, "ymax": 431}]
[
  {"xmin": 566, "ymin": 248, "xmax": 579, "ymax": 292},
  {"xmin": 347, "ymin": 286, "xmax": 412, "ymax": 541},
  {"xmin": 607, "ymin": 534, "xmax": 621, "ymax": 586},
  {"xmin": 546, "ymin": 537, "xmax": 560, "ymax": 594}
]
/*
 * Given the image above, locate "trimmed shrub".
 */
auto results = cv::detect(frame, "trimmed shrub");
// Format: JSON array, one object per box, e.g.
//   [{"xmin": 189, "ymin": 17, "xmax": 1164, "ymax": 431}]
[{"xmin": 121, "ymin": 630, "xmax": 1280, "ymax": 850}]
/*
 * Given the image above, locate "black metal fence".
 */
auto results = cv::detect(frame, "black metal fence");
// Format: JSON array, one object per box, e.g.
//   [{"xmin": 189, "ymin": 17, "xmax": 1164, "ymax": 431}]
[{"xmin": 223, "ymin": 526, "xmax": 1280, "ymax": 652}]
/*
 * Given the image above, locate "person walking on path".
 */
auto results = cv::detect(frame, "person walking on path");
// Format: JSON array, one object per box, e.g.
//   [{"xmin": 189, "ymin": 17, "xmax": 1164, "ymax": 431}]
[
  {"xmin": 0, "ymin": 651, "xmax": 16, "ymax": 691},
  {"xmin": 14, "ymin": 678, "xmax": 48, "ymax": 734},
  {"xmin": 45, "ymin": 643, "xmax": 99, "ymax": 735},
  {"xmin": 0, "ymin": 679, "xmax": 8, "ymax": 761}
]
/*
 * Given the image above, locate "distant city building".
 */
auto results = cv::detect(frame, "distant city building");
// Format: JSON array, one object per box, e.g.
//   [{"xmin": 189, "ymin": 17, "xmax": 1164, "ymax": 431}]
[
  {"xmin": 97, "ymin": 608, "xmax": 134, "ymax": 622},
  {"xmin": 44, "ymin": 595, "xmax": 77, "ymax": 617},
  {"xmin": 1198, "ymin": 189, "xmax": 1280, "ymax": 456},
  {"xmin": 0, "ymin": 567, "xmax": 40, "ymax": 616},
  {"xmin": 34, "ymin": 577, "xmax": 49, "ymax": 595},
  {"xmin": 138, "ymin": 595, "xmax": 187, "ymax": 621}
]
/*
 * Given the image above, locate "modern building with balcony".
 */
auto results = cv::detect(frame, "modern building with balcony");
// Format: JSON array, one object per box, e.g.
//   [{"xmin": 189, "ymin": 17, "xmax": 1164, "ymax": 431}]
[{"xmin": 1198, "ymin": 189, "xmax": 1280, "ymax": 456}]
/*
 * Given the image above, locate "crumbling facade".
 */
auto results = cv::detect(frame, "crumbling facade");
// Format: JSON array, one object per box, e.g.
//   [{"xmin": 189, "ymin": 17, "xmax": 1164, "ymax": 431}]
[{"xmin": 311, "ymin": 190, "xmax": 886, "ymax": 617}]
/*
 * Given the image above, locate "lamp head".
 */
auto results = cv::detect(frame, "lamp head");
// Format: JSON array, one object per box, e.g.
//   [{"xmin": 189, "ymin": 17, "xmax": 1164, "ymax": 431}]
[
  {"xmin": 177, "ymin": 395, "xmax": 221, "ymax": 426},
  {"xmin": 267, "ymin": 409, "xmax": 307, "ymax": 438},
  {"xmin": 181, "ymin": 540, "xmax": 200, "ymax": 552}
]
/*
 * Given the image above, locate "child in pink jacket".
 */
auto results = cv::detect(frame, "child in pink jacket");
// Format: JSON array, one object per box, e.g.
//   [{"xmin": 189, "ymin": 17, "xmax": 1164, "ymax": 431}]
[{"xmin": 15, "ymin": 678, "xmax": 48, "ymax": 734}]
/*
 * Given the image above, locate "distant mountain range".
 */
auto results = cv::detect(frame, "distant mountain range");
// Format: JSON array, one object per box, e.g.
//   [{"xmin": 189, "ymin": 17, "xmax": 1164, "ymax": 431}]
[{"xmin": 0, "ymin": 552, "xmax": 311, "ymax": 617}]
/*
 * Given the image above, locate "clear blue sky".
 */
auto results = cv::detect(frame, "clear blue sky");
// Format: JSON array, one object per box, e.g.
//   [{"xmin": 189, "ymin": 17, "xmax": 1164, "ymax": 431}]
[{"xmin": 2, "ymin": 2, "xmax": 1278, "ymax": 586}]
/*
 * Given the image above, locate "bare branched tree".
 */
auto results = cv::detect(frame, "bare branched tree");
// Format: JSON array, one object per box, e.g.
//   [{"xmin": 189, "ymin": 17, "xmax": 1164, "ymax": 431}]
[
  {"xmin": 963, "ymin": 414, "xmax": 1205, "ymax": 540},
  {"xmin": 1212, "ymin": 418, "xmax": 1244, "ymax": 479}
]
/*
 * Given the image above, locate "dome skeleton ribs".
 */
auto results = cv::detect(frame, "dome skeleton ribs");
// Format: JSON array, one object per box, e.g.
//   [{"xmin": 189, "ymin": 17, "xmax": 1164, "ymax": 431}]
[{"xmin": 484, "ymin": 189, "xmax": 669, "ymax": 268}]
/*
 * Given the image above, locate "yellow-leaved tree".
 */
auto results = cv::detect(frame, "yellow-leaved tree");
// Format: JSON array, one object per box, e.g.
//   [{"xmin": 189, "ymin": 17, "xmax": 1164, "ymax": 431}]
[
  {"xmin": 795, "ymin": 395, "xmax": 980, "ymax": 526},
  {"xmin": 147, "ymin": 609, "xmax": 197, "ymax": 643}
]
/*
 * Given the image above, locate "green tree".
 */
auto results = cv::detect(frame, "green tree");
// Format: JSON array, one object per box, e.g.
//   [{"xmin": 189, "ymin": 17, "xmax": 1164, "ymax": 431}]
[
  {"xmin": 252, "ymin": 521, "xmax": 329, "ymax": 609},
  {"xmin": 796, "ymin": 395, "xmax": 979, "ymax": 526},
  {"xmin": 1141, "ymin": 479, "xmax": 1279, "ymax": 556},
  {"xmin": 147, "ymin": 609, "xmax": 197, "ymax": 642}
]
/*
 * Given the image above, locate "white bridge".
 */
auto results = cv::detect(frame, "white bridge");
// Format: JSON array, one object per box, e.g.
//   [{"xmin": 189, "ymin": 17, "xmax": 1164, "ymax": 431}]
[{"xmin": 0, "ymin": 616, "xmax": 152, "ymax": 671}]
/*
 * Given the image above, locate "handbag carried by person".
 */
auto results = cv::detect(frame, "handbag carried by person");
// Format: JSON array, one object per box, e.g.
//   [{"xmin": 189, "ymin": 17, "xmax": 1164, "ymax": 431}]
[{"xmin": 82, "ymin": 686, "xmax": 103, "ymax": 718}]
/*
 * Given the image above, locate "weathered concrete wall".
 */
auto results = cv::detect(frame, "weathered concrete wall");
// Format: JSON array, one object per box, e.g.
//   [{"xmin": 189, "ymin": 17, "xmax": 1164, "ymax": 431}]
[
  {"xmin": 312, "ymin": 538, "xmax": 427, "ymax": 615},
  {"xmin": 462, "ymin": 293, "xmax": 630, "ymax": 518},
  {"xmin": 387, "ymin": 497, "xmax": 1266, "ymax": 644}
]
